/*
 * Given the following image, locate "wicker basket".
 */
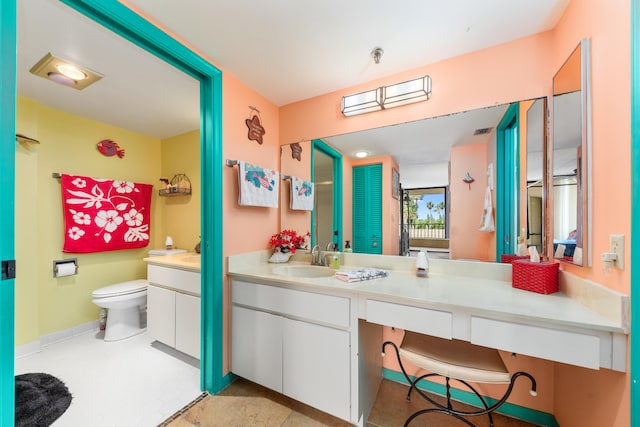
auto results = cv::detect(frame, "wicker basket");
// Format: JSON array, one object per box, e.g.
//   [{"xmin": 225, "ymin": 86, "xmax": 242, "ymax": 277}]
[
  {"xmin": 512, "ymin": 260, "xmax": 559, "ymax": 294},
  {"xmin": 500, "ymin": 254, "xmax": 530, "ymax": 264}
]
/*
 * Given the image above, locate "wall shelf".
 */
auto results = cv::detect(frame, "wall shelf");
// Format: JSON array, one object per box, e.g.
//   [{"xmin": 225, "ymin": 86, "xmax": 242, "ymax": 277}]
[{"xmin": 159, "ymin": 173, "xmax": 191, "ymax": 197}]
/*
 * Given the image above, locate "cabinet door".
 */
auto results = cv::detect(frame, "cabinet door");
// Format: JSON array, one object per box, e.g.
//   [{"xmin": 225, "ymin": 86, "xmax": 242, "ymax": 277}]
[
  {"xmin": 147, "ymin": 285, "xmax": 176, "ymax": 347},
  {"xmin": 175, "ymin": 293, "xmax": 201, "ymax": 359},
  {"xmin": 231, "ymin": 305, "xmax": 283, "ymax": 392},
  {"xmin": 283, "ymin": 318, "xmax": 350, "ymax": 421}
]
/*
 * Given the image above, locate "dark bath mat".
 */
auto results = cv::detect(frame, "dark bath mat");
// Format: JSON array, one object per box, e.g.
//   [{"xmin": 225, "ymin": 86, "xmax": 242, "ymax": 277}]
[{"xmin": 15, "ymin": 372, "xmax": 72, "ymax": 427}]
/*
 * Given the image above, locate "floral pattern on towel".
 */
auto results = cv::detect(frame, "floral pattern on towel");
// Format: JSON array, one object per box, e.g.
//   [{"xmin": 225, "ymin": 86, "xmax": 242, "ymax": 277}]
[
  {"xmin": 244, "ymin": 164, "xmax": 277, "ymax": 191},
  {"xmin": 61, "ymin": 174, "xmax": 152, "ymax": 253},
  {"xmin": 296, "ymin": 180, "xmax": 313, "ymax": 197}
]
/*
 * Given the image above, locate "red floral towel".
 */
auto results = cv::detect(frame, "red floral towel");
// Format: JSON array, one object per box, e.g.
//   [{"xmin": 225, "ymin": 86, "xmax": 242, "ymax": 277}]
[{"xmin": 61, "ymin": 174, "xmax": 153, "ymax": 253}]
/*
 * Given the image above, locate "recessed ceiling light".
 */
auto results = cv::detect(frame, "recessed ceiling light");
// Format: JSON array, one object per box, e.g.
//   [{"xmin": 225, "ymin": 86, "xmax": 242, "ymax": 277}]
[
  {"xmin": 56, "ymin": 64, "xmax": 87, "ymax": 80},
  {"xmin": 47, "ymin": 72, "xmax": 77, "ymax": 87},
  {"xmin": 29, "ymin": 53, "xmax": 103, "ymax": 90},
  {"xmin": 354, "ymin": 151, "xmax": 369, "ymax": 158}
]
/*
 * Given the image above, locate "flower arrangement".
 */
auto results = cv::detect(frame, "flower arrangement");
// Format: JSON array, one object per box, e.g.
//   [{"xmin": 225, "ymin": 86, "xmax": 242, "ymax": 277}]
[{"xmin": 268, "ymin": 229, "xmax": 309, "ymax": 254}]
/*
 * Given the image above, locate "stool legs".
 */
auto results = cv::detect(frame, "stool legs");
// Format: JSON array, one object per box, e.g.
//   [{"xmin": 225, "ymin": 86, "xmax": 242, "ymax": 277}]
[{"xmin": 382, "ymin": 341, "xmax": 537, "ymax": 427}]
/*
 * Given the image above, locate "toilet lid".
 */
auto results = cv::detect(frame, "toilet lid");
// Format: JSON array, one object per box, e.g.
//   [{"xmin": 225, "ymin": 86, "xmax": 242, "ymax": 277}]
[{"xmin": 92, "ymin": 279, "xmax": 148, "ymax": 298}]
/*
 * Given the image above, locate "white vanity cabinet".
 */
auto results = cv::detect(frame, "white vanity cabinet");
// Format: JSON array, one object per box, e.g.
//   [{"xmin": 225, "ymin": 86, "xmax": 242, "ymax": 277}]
[
  {"xmin": 230, "ymin": 279, "xmax": 353, "ymax": 422},
  {"xmin": 147, "ymin": 264, "xmax": 200, "ymax": 359}
]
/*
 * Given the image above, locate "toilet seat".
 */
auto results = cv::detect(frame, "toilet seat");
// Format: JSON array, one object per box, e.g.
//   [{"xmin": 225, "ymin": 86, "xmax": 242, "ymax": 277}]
[{"xmin": 92, "ymin": 279, "xmax": 147, "ymax": 299}]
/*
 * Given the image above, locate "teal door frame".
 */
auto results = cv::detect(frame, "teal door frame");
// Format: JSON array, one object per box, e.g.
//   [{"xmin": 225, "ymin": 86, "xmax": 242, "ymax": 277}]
[
  {"xmin": 59, "ymin": 0, "xmax": 228, "ymax": 395},
  {"xmin": 0, "ymin": 4, "xmax": 227, "ymax": 423},
  {"xmin": 0, "ymin": 1, "xmax": 17, "ymax": 425},
  {"xmin": 630, "ymin": 0, "xmax": 639, "ymax": 423},
  {"xmin": 311, "ymin": 139, "xmax": 343, "ymax": 249},
  {"xmin": 496, "ymin": 103, "xmax": 520, "ymax": 259}
]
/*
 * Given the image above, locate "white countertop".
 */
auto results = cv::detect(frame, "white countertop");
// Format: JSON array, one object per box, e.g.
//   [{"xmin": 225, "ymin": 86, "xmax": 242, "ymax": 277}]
[
  {"xmin": 227, "ymin": 251, "xmax": 628, "ymax": 335},
  {"xmin": 144, "ymin": 252, "xmax": 201, "ymax": 272}
]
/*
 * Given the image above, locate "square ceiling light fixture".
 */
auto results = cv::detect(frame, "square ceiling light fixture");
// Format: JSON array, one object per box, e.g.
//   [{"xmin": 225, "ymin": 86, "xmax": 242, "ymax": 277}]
[
  {"xmin": 341, "ymin": 87, "xmax": 383, "ymax": 116},
  {"xmin": 341, "ymin": 75, "xmax": 431, "ymax": 117},
  {"xmin": 29, "ymin": 53, "xmax": 103, "ymax": 90}
]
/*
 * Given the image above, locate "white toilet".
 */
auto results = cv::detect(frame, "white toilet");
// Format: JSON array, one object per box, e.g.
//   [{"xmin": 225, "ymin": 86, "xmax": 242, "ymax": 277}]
[{"xmin": 92, "ymin": 279, "xmax": 148, "ymax": 341}]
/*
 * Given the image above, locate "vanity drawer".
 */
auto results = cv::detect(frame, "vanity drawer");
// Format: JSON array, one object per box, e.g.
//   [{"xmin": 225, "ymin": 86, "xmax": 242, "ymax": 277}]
[
  {"xmin": 470, "ymin": 317, "xmax": 600, "ymax": 369},
  {"xmin": 231, "ymin": 280, "xmax": 350, "ymax": 329},
  {"xmin": 365, "ymin": 299, "xmax": 452, "ymax": 339},
  {"xmin": 147, "ymin": 264, "xmax": 200, "ymax": 296}
]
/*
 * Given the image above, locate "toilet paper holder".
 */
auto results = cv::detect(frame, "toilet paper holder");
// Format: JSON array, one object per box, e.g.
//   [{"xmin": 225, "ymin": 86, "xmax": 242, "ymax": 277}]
[{"xmin": 53, "ymin": 258, "xmax": 78, "ymax": 278}]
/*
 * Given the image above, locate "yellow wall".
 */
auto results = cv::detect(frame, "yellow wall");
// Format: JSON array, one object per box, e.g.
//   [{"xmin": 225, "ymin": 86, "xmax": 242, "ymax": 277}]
[
  {"xmin": 15, "ymin": 96, "xmax": 169, "ymax": 345},
  {"xmin": 160, "ymin": 130, "xmax": 201, "ymax": 252}
]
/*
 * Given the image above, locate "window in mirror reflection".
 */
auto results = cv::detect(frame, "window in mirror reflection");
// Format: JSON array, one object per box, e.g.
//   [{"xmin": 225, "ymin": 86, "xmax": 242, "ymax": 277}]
[{"xmin": 401, "ymin": 187, "xmax": 449, "ymax": 258}]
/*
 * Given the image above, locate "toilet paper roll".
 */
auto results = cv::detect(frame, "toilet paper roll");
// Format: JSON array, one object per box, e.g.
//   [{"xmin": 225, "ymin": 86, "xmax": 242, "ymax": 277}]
[{"xmin": 56, "ymin": 262, "xmax": 76, "ymax": 277}]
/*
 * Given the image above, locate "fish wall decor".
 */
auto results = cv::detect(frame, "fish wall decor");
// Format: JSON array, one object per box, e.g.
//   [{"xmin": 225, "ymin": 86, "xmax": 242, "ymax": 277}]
[{"xmin": 97, "ymin": 139, "xmax": 125, "ymax": 158}]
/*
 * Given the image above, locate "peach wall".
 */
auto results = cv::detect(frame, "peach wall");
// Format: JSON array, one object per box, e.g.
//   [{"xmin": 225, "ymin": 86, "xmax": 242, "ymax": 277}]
[
  {"xmin": 222, "ymin": 73, "xmax": 280, "ymax": 374},
  {"xmin": 549, "ymin": 0, "xmax": 631, "ymax": 426},
  {"xmin": 279, "ymin": 31, "xmax": 555, "ymax": 145},
  {"xmin": 449, "ymin": 142, "xmax": 493, "ymax": 261}
]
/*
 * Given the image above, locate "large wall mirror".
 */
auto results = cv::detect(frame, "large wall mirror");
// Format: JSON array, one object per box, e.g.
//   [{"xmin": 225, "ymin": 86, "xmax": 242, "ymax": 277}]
[
  {"xmin": 280, "ymin": 97, "xmax": 547, "ymax": 262},
  {"xmin": 551, "ymin": 39, "xmax": 592, "ymax": 266}
]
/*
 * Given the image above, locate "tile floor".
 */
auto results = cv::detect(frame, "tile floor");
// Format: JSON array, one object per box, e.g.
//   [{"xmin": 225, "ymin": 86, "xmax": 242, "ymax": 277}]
[
  {"xmin": 14, "ymin": 330, "xmax": 201, "ymax": 427},
  {"xmin": 163, "ymin": 378, "xmax": 540, "ymax": 427},
  {"xmin": 15, "ymin": 330, "xmax": 539, "ymax": 426}
]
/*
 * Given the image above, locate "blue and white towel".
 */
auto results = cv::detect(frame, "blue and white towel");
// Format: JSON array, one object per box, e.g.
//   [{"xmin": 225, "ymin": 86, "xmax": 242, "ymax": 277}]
[
  {"xmin": 238, "ymin": 161, "xmax": 279, "ymax": 208},
  {"xmin": 335, "ymin": 268, "xmax": 388, "ymax": 283},
  {"xmin": 290, "ymin": 176, "xmax": 314, "ymax": 211}
]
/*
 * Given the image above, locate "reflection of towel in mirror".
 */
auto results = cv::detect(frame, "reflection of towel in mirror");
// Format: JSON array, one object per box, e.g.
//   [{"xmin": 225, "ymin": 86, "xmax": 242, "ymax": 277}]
[
  {"xmin": 290, "ymin": 177, "xmax": 314, "ymax": 210},
  {"xmin": 238, "ymin": 161, "xmax": 279, "ymax": 208}
]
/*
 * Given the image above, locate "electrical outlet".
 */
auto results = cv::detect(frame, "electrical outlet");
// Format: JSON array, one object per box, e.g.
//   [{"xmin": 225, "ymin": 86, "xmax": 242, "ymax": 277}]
[{"xmin": 609, "ymin": 234, "xmax": 624, "ymax": 269}]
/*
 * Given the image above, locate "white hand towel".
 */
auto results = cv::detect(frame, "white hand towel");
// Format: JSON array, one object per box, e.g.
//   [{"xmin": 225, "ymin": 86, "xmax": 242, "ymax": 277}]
[
  {"xmin": 290, "ymin": 176, "xmax": 314, "ymax": 211},
  {"xmin": 238, "ymin": 161, "xmax": 279, "ymax": 208}
]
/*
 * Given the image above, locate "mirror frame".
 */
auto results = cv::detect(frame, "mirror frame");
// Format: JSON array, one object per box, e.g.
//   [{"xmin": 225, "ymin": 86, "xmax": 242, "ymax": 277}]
[
  {"xmin": 311, "ymin": 139, "xmax": 343, "ymax": 249},
  {"xmin": 526, "ymin": 97, "xmax": 548, "ymax": 257},
  {"xmin": 550, "ymin": 38, "xmax": 592, "ymax": 266}
]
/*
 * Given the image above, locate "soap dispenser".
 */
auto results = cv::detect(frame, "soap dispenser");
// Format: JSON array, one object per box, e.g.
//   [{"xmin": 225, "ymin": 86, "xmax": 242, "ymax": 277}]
[
  {"xmin": 416, "ymin": 251, "xmax": 429, "ymax": 278},
  {"xmin": 344, "ymin": 240, "xmax": 352, "ymax": 252}
]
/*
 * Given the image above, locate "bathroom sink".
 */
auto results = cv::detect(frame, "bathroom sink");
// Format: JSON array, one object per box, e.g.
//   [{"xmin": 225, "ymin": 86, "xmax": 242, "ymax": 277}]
[
  {"xmin": 181, "ymin": 256, "xmax": 201, "ymax": 264},
  {"xmin": 273, "ymin": 265, "xmax": 335, "ymax": 278}
]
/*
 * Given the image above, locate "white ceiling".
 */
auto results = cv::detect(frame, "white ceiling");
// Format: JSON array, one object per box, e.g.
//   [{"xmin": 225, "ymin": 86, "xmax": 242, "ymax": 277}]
[{"xmin": 16, "ymin": 0, "xmax": 569, "ymax": 172}]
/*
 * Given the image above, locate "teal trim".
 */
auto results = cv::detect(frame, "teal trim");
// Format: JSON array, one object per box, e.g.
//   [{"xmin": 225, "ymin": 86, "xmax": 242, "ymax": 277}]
[
  {"xmin": 383, "ymin": 368, "xmax": 558, "ymax": 427},
  {"xmin": 311, "ymin": 139, "xmax": 343, "ymax": 249},
  {"xmin": 496, "ymin": 103, "xmax": 520, "ymax": 259},
  {"xmin": 631, "ymin": 0, "xmax": 639, "ymax": 424},
  {"xmin": 0, "ymin": 0, "xmax": 16, "ymax": 425},
  {"xmin": 60, "ymin": 0, "xmax": 225, "ymax": 394}
]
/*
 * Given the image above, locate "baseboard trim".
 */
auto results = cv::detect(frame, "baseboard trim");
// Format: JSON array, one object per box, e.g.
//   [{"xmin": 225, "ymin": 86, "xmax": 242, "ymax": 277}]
[
  {"xmin": 383, "ymin": 368, "xmax": 559, "ymax": 427},
  {"xmin": 15, "ymin": 320, "xmax": 99, "ymax": 359}
]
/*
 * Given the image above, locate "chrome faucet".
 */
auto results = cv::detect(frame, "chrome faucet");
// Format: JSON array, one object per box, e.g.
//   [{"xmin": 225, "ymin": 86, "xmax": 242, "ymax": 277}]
[
  {"xmin": 311, "ymin": 245, "xmax": 321, "ymax": 265},
  {"xmin": 326, "ymin": 241, "xmax": 337, "ymax": 251}
]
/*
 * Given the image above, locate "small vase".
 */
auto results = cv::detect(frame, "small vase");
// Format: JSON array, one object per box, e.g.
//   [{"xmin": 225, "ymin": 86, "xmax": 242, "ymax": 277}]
[{"xmin": 269, "ymin": 249, "xmax": 292, "ymax": 263}]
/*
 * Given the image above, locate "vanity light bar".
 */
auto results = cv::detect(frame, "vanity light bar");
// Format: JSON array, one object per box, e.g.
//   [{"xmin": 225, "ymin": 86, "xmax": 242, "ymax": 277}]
[
  {"xmin": 341, "ymin": 88, "xmax": 383, "ymax": 116},
  {"xmin": 341, "ymin": 76, "xmax": 431, "ymax": 117},
  {"xmin": 382, "ymin": 76, "xmax": 432, "ymax": 109}
]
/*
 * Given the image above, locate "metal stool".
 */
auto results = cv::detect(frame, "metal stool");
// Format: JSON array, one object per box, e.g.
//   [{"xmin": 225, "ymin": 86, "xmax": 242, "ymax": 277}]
[{"xmin": 382, "ymin": 331, "xmax": 537, "ymax": 427}]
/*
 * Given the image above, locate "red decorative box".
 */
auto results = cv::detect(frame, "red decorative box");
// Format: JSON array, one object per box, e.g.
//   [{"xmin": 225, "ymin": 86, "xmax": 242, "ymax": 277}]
[
  {"xmin": 500, "ymin": 254, "xmax": 530, "ymax": 264},
  {"xmin": 511, "ymin": 260, "xmax": 559, "ymax": 294}
]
